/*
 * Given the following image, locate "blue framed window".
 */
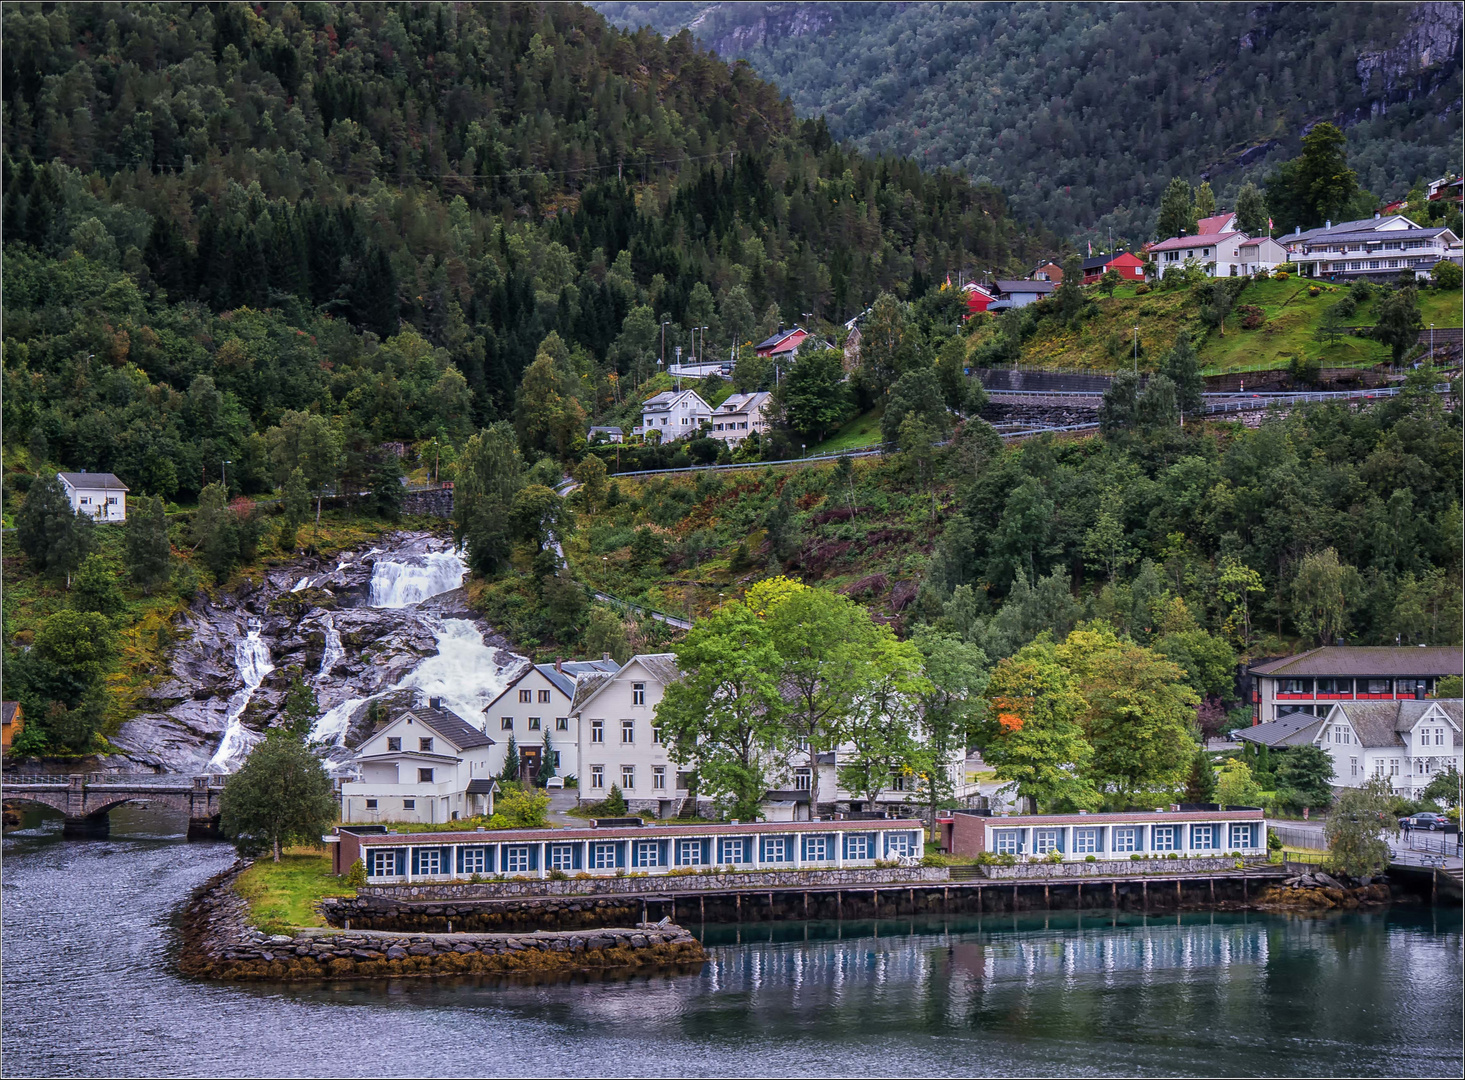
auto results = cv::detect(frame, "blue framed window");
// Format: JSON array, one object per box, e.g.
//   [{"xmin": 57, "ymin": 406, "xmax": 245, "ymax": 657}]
[
  {"xmin": 504, "ymin": 846, "xmax": 532, "ymax": 873},
  {"xmin": 761, "ymin": 836, "xmax": 790, "ymax": 863},
  {"xmin": 1191, "ymin": 825, "xmax": 1215, "ymax": 851},
  {"xmin": 367, "ymin": 849, "xmax": 400, "ymax": 877},
  {"xmin": 412, "ymin": 847, "xmax": 446, "ymax": 875},
  {"xmin": 1074, "ymin": 829, "xmax": 1098, "ymax": 854},
  {"xmin": 994, "ymin": 830, "xmax": 1020, "ymax": 855},
  {"xmin": 1153, "ymin": 826, "xmax": 1178, "ymax": 852},
  {"xmin": 1112, "ymin": 827, "xmax": 1138, "ymax": 852},
  {"xmin": 459, "ymin": 846, "xmax": 489, "ymax": 874},
  {"xmin": 885, "ymin": 832, "xmax": 914, "ymax": 857},
  {"xmin": 1228, "ymin": 823, "xmax": 1256, "ymax": 849},
  {"xmin": 844, "ymin": 833, "xmax": 870, "ymax": 860},
  {"xmin": 718, "ymin": 838, "xmax": 746, "ymax": 864},
  {"xmin": 633, "ymin": 839, "xmax": 663, "ymax": 868},
  {"xmin": 802, "ymin": 835, "xmax": 831, "ymax": 862},
  {"xmin": 592, "ymin": 842, "xmax": 618, "ymax": 870}
]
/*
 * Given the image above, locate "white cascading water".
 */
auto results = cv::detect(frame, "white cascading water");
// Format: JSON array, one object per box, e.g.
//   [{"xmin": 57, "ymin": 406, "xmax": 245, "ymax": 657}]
[
  {"xmin": 307, "ymin": 618, "xmax": 510, "ymax": 749},
  {"xmin": 368, "ymin": 550, "xmax": 468, "ymax": 608},
  {"xmin": 206, "ymin": 627, "xmax": 275, "ymax": 772},
  {"xmin": 317, "ymin": 613, "xmax": 344, "ymax": 679}
]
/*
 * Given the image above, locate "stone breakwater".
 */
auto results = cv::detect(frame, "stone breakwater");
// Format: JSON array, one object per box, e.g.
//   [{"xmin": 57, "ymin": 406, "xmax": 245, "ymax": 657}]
[
  {"xmin": 1254, "ymin": 868, "xmax": 1395, "ymax": 913},
  {"xmin": 179, "ymin": 862, "xmax": 706, "ymax": 982}
]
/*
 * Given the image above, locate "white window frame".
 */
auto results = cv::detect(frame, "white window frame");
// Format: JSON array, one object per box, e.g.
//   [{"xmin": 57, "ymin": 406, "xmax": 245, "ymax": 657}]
[
  {"xmin": 461, "ymin": 847, "xmax": 488, "ymax": 874},
  {"xmin": 845, "ymin": 834, "xmax": 870, "ymax": 860},
  {"xmin": 634, "ymin": 839, "xmax": 662, "ymax": 867},
  {"xmin": 369, "ymin": 850, "xmax": 396, "ymax": 876},
  {"xmin": 1074, "ymin": 829, "xmax": 1098, "ymax": 854},
  {"xmin": 590, "ymin": 765, "xmax": 604, "ymax": 789},
  {"xmin": 678, "ymin": 839, "xmax": 704, "ymax": 866},
  {"xmin": 621, "ymin": 720, "xmax": 635, "ymax": 744},
  {"xmin": 556, "ymin": 716, "xmax": 569, "ymax": 731},
  {"xmin": 621, "ymin": 765, "xmax": 635, "ymax": 790},
  {"xmin": 885, "ymin": 832, "xmax": 913, "ymax": 857},
  {"xmin": 418, "ymin": 849, "xmax": 442, "ymax": 876},
  {"xmin": 793, "ymin": 768, "xmax": 812, "ymax": 791},
  {"xmin": 719, "ymin": 837, "xmax": 746, "ymax": 864},
  {"xmin": 1034, "ymin": 829, "xmax": 1059, "ymax": 855},
  {"xmin": 994, "ymin": 831, "xmax": 1019, "ymax": 855},
  {"xmin": 1112, "ymin": 827, "xmax": 1138, "ymax": 853},
  {"xmin": 803, "ymin": 835, "xmax": 829, "ymax": 862},
  {"xmin": 504, "ymin": 846, "xmax": 531, "ymax": 873},
  {"xmin": 653, "ymin": 766, "xmax": 666, "ymax": 790},
  {"xmin": 762, "ymin": 836, "xmax": 789, "ymax": 862},
  {"xmin": 1228, "ymin": 824, "xmax": 1255, "ymax": 849},
  {"xmin": 550, "ymin": 845, "xmax": 574, "ymax": 871},
  {"xmin": 1192, "ymin": 825, "xmax": 1215, "ymax": 851},
  {"xmin": 1153, "ymin": 826, "xmax": 1178, "ymax": 852},
  {"xmin": 591, "ymin": 720, "xmax": 604, "ymax": 743},
  {"xmin": 592, "ymin": 842, "xmax": 618, "ymax": 869}
]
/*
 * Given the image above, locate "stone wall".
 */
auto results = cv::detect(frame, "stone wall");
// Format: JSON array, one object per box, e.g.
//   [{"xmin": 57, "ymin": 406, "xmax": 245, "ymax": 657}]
[
  {"xmin": 359, "ymin": 865, "xmax": 951, "ymax": 903},
  {"xmin": 180, "ymin": 860, "xmax": 705, "ymax": 982},
  {"xmin": 400, "ymin": 488, "xmax": 453, "ymax": 518},
  {"xmin": 978, "ymin": 857, "xmax": 1240, "ymax": 879}
]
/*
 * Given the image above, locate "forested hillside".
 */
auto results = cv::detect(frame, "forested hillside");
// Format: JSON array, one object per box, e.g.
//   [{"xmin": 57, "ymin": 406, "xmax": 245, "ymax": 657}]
[
  {"xmin": 2, "ymin": 0, "xmax": 1052, "ymax": 501},
  {"xmin": 595, "ymin": 1, "xmax": 1464, "ymax": 245}
]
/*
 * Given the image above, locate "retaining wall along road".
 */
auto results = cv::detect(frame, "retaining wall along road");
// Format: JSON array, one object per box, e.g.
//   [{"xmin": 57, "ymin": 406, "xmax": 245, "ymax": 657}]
[{"xmin": 180, "ymin": 861, "xmax": 705, "ymax": 981}]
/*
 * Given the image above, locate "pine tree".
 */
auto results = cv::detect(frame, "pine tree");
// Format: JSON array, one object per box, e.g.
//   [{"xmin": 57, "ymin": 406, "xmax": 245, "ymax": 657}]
[
  {"xmin": 499, "ymin": 734, "xmax": 520, "ymax": 783},
  {"xmin": 1184, "ymin": 750, "xmax": 1218, "ymax": 804},
  {"xmin": 1156, "ymin": 177, "xmax": 1194, "ymax": 239},
  {"xmin": 124, "ymin": 495, "xmax": 173, "ymax": 595}
]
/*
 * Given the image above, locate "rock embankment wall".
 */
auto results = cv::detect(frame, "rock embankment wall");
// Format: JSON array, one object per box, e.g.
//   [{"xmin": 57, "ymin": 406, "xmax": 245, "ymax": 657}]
[{"xmin": 179, "ymin": 861, "xmax": 705, "ymax": 982}]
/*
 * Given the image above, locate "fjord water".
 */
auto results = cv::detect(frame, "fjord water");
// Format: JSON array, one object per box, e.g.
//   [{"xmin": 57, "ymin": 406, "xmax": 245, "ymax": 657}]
[{"xmin": 3, "ymin": 808, "xmax": 1461, "ymax": 1078}]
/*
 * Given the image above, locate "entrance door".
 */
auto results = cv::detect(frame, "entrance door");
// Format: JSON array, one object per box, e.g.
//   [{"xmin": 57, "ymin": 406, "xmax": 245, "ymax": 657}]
[{"xmin": 519, "ymin": 745, "xmax": 541, "ymax": 781}]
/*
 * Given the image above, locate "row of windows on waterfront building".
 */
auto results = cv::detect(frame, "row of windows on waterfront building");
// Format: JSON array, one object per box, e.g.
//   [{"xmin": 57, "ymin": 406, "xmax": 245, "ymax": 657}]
[
  {"xmin": 992, "ymin": 823, "xmax": 1259, "ymax": 856},
  {"xmin": 364, "ymin": 832, "xmax": 919, "ymax": 877}
]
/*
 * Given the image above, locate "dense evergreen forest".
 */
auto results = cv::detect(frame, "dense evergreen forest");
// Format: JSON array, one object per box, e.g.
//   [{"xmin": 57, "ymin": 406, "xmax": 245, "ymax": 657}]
[
  {"xmin": 595, "ymin": 1, "xmax": 1464, "ymax": 245},
  {"xmin": 2, "ymin": 0, "xmax": 1053, "ymax": 499}
]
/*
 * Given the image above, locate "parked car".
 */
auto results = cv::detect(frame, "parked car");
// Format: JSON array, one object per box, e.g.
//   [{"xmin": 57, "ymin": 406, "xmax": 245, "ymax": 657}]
[
  {"xmin": 544, "ymin": 776, "xmax": 564, "ymax": 790},
  {"xmin": 1399, "ymin": 812, "xmax": 1449, "ymax": 830}
]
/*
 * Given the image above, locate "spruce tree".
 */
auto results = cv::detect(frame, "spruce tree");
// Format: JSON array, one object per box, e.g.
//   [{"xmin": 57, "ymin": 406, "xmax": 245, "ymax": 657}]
[
  {"xmin": 124, "ymin": 495, "xmax": 173, "ymax": 595},
  {"xmin": 1184, "ymin": 750, "xmax": 1218, "ymax": 804}
]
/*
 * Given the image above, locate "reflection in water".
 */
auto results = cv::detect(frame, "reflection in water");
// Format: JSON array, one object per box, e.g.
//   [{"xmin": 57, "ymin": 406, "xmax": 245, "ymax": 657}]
[{"xmin": 3, "ymin": 807, "xmax": 1462, "ymax": 1078}]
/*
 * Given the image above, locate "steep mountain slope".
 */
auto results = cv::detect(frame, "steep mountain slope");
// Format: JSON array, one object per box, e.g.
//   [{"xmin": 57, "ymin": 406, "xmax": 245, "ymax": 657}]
[{"xmin": 595, "ymin": 2, "xmax": 1464, "ymax": 245}]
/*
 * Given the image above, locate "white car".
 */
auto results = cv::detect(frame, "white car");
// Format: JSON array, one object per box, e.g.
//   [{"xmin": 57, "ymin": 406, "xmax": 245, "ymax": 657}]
[{"xmin": 544, "ymin": 777, "xmax": 565, "ymax": 790}]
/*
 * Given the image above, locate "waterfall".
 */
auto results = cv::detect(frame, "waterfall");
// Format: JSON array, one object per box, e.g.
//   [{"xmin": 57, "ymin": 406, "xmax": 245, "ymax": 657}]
[
  {"xmin": 206, "ymin": 628, "xmax": 275, "ymax": 773},
  {"xmin": 307, "ymin": 618, "xmax": 510, "ymax": 749},
  {"xmin": 368, "ymin": 550, "xmax": 468, "ymax": 608},
  {"xmin": 317, "ymin": 613, "xmax": 344, "ymax": 679}
]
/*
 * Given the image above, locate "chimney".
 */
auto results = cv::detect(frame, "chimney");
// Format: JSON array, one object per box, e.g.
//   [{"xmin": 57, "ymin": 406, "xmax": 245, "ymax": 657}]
[
  {"xmin": 602, "ymin": 652, "xmax": 611, "ymax": 662},
  {"xmin": 1295, "ymin": 226, "xmax": 1301, "ymax": 235},
  {"xmin": 1325, "ymin": 219, "xmax": 1332, "ymax": 229},
  {"xmin": 555, "ymin": 657, "xmax": 564, "ymax": 674},
  {"xmin": 1374, "ymin": 211, "xmax": 1381, "ymax": 219},
  {"xmin": 428, "ymin": 696, "xmax": 441, "ymax": 709},
  {"xmin": 1415, "ymin": 686, "xmax": 1425, "ymax": 700}
]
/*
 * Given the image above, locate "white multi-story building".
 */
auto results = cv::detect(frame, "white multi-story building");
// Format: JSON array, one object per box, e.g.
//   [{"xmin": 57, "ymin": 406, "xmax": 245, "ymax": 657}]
[
  {"xmin": 481, "ymin": 657, "xmax": 620, "ymax": 782},
  {"xmin": 57, "ymin": 471, "xmax": 129, "ymax": 522},
  {"xmin": 340, "ymin": 701, "xmax": 500, "ymax": 825},
  {"xmin": 636, "ymin": 389, "xmax": 712, "ymax": 443},
  {"xmin": 1313, "ymin": 700, "xmax": 1461, "ymax": 798},
  {"xmin": 571, "ymin": 653, "xmax": 690, "ymax": 816},
  {"xmin": 708, "ymin": 391, "xmax": 772, "ymax": 446},
  {"xmin": 1283, "ymin": 215, "xmax": 1461, "ymax": 281}
]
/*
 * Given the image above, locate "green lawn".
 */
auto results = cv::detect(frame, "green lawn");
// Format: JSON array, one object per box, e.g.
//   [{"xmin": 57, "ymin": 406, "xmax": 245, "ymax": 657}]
[
  {"xmin": 233, "ymin": 849, "xmax": 352, "ymax": 934},
  {"xmin": 810, "ymin": 406, "xmax": 886, "ymax": 454}
]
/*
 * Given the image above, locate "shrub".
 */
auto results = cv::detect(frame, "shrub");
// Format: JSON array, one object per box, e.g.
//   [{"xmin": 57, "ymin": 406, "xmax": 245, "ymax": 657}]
[
  {"xmin": 1131, "ymin": 853, "xmax": 1143, "ymax": 861},
  {"xmin": 342, "ymin": 858, "xmax": 367, "ymax": 888},
  {"xmin": 1085, "ymin": 854, "xmax": 1098, "ymax": 863},
  {"xmin": 1239, "ymin": 304, "xmax": 1265, "ymax": 329},
  {"xmin": 1431, "ymin": 259, "xmax": 1461, "ymax": 289},
  {"xmin": 1166, "ymin": 852, "xmax": 1180, "ymax": 860},
  {"xmin": 547, "ymin": 868, "xmax": 568, "ymax": 881},
  {"xmin": 1134, "ymin": 283, "xmax": 1151, "ymax": 295},
  {"xmin": 1252, "ymin": 268, "xmax": 1270, "ymax": 281},
  {"xmin": 1267, "ymin": 827, "xmax": 1284, "ymax": 852},
  {"xmin": 1274, "ymin": 271, "xmax": 1289, "ymax": 280},
  {"xmin": 1045, "ymin": 848, "xmax": 1063, "ymax": 863},
  {"xmin": 1308, "ymin": 286, "xmax": 1321, "ymax": 297}
]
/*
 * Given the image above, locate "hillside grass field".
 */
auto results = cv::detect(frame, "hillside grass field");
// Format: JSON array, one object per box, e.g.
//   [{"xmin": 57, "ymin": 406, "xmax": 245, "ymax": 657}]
[{"xmin": 965, "ymin": 278, "xmax": 1462, "ymax": 375}]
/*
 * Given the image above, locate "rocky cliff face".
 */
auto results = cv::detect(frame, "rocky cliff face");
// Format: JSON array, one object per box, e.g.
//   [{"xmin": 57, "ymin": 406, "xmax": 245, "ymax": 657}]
[
  {"xmin": 692, "ymin": 1, "xmax": 840, "ymax": 55},
  {"xmin": 106, "ymin": 532, "xmax": 523, "ymax": 775},
  {"xmin": 1356, "ymin": 1, "xmax": 1463, "ymax": 105}
]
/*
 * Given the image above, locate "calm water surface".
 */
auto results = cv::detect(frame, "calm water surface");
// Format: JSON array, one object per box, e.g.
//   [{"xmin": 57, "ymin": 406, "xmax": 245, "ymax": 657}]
[{"xmin": 3, "ymin": 806, "xmax": 1461, "ymax": 1078}]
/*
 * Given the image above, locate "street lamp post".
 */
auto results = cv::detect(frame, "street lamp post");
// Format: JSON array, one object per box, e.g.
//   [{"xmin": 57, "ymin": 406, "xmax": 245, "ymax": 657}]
[
  {"xmin": 222, "ymin": 460, "xmax": 232, "ymax": 489},
  {"xmin": 1430, "ymin": 322, "xmax": 1435, "ymax": 361},
  {"xmin": 1133, "ymin": 325, "xmax": 1139, "ymax": 373}
]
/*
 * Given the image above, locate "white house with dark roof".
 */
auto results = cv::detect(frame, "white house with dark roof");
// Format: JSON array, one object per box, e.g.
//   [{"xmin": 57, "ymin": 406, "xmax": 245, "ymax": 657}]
[
  {"xmin": 1151, "ymin": 230, "xmax": 1247, "ymax": 278},
  {"xmin": 570, "ymin": 653, "xmax": 689, "ymax": 816},
  {"xmin": 636, "ymin": 389, "xmax": 712, "ymax": 443},
  {"xmin": 482, "ymin": 657, "xmax": 620, "ymax": 783},
  {"xmin": 1247, "ymin": 646, "xmax": 1463, "ymax": 724},
  {"xmin": 57, "ymin": 471, "xmax": 129, "ymax": 522},
  {"xmin": 708, "ymin": 391, "xmax": 772, "ymax": 446},
  {"xmin": 1283, "ymin": 215, "xmax": 1461, "ymax": 281},
  {"xmin": 1310, "ymin": 699, "xmax": 1462, "ymax": 798},
  {"xmin": 340, "ymin": 700, "xmax": 499, "ymax": 825}
]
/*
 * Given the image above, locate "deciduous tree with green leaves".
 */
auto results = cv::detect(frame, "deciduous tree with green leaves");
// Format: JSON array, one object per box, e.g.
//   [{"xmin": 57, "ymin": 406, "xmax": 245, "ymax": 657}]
[
  {"xmin": 219, "ymin": 731, "xmax": 339, "ymax": 863},
  {"xmin": 453, "ymin": 423, "xmax": 523, "ymax": 576},
  {"xmin": 1215, "ymin": 758, "xmax": 1263, "ymax": 808},
  {"xmin": 910, "ymin": 627, "xmax": 989, "ymax": 829},
  {"xmin": 1324, "ymin": 777, "xmax": 1396, "ymax": 877}
]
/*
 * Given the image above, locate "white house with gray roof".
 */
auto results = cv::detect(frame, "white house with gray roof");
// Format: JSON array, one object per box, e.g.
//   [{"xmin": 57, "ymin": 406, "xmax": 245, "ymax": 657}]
[
  {"xmin": 570, "ymin": 653, "xmax": 689, "ymax": 816},
  {"xmin": 1312, "ymin": 699, "xmax": 1462, "ymax": 798},
  {"xmin": 340, "ymin": 701, "xmax": 500, "ymax": 825},
  {"xmin": 708, "ymin": 391, "xmax": 772, "ymax": 446},
  {"xmin": 1283, "ymin": 214, "xmax": 1461, "ymax": 281},
  {"xmin": 482, "ymin": 657, "xmax": 620, "ymax": 783},
  {"xmin": 57, "ymin": 471, "xmax": 129, "ymax": 522},
  {"xmin": 636, "ymin": 389, "xmax": 712, "ymax": 443}
]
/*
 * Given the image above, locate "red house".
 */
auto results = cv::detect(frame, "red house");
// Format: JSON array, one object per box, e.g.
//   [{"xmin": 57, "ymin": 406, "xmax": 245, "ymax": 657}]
[
  {"xmin": 754, "ymin": 327, "xmax": 808, "ymax": 359},
  {"xmin": 963, "ymin": 283, "xmax": 997, "ymax": 316},
  {"xmin": 1080, "ymin": 251, "xmax": 1145, "ymax": 284}
]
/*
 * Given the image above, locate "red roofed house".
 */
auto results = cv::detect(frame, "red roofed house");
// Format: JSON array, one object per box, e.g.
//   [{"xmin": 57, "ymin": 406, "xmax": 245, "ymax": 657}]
[
  {"xmin": 1080, "ymin": 251, "xmax": 1146, "ymax": 284},
  {"xmin": 754, "ymin": 327, "xmax": 808, "ymax": 359},
  {"xmin": 1195, "ymin": 211, "xmax": 1237, "ymax": 235},
  {"xmin": 1151, "ymin": 231, "xmax": 1250, "ymax": 279}
]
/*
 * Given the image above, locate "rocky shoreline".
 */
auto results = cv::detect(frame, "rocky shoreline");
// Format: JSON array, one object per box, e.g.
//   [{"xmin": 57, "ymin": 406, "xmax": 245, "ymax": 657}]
[
  {"xmin": 1253, "ymin": 868, "xmax": 1395, "ymax": 912},
  {"xmin": 178, "ymin": 861, "xmax": 707, "ymax": 982}
]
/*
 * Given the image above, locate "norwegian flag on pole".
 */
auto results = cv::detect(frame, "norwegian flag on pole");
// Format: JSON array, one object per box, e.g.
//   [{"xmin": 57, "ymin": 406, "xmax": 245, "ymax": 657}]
[
  {"xmin": 1268, "ymin": 217, "xmax": 1274, "ymax": 231},
  {"xmin": 1088, "ymin": 240, "xmax": 1092, "ymax": 256}
]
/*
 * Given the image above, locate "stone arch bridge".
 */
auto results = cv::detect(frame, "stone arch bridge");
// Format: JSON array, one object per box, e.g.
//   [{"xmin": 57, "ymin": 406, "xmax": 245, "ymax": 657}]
[{"xmin": 1, "ymin": 774, "xmax": 225, "ymax": 838}]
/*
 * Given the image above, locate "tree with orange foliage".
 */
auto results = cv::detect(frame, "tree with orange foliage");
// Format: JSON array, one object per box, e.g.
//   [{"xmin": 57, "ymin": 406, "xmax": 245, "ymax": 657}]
[{"xmin": 979, "ymin": 638, "xmax": 1098, "ymax": 813}]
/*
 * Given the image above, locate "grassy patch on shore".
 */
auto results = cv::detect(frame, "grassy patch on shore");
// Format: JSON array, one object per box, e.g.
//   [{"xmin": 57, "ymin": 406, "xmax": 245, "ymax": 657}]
[{"xmin": 234, "ymin": 847, "xmax": 352, "ymax": 934}]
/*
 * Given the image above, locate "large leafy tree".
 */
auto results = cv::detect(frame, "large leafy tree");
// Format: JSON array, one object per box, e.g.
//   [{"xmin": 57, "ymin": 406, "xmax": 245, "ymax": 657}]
[
  {"xmin": 1371, "ymin": 285, "xmax": 1423, "ymax": 363},
  {"xmin": 1324, "ymin": 778, "xmax": 1396, "ymax": 878},
  {"xmin": 1156, "ymin": 177, "xmax": 1195, "ymax": 239},
  {"xmin": 1057, "ymin": 623, "xmax": 1199, "ymax": 804},
  {"xmin": 657, "ymin": 598, "xmax": 789, "ymax": 820},
  {"xmin": 980, "ymin": 638, "xmax": 1098, "ymax": 812},
  {"xmin": 910, "ymin": 627, "xmax": 989, "ymax": 829},
  {"xmin": 1266, "ymin": 122, "xmax": 1361, "ymax": 233},
  {"xmin": 1273, "ymin": 745, "xmax": 1336, "ymax": 810},
  {"xmin": 7, "ymin": 610, "xmax": 117, "ymax": 753},
  {"xmin": 836, "ymin": 634, "xmax": 929, "ymax": 806},
  {"xmin": 776, "ymin": 347, "xmax": 849, "ymax": 442},
  {"xmin": 219, "ymin": 732, "xmax": 339, "ymax": 863},
  {"xmin": 453, "ymin": 423, "xmax": 523, "ymax": 576}
]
